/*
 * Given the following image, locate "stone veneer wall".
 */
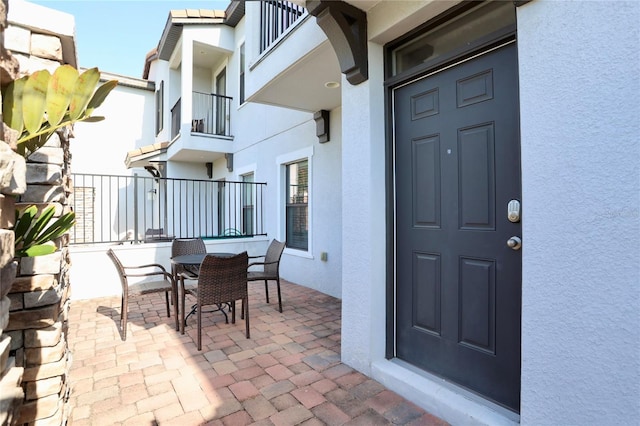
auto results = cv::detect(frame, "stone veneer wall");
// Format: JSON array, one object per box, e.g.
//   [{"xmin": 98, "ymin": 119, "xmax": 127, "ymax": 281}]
[
  {"xmin": 1, "ymin": 0, "xmax": 25, "ymax": 423},
  {"xmin": 1, "ymin": 1, "xmax": 75, "ymax": 424}
]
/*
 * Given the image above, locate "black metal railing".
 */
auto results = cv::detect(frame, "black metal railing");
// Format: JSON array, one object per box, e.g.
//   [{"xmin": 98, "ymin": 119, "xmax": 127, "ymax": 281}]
[
  {"xmin": 192, "ymin": 92, "xmax": 232, "ymax": 137},
  {"xmin": 260, "ymin": 0, "xmax": 306, "ymax": 53},
  {"xmin": 70, "ymin": 173, "xmax": 266, "ymax": 245},
  {"xmin": 171, "ymin": 98, "xmax": 181, "ymax": 139}
]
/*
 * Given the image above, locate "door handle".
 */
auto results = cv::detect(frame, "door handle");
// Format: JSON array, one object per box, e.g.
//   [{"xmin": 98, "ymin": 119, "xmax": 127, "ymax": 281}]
[{"xmin": 507, "ymin": 236, "xmax": 522, "ymax": 250}]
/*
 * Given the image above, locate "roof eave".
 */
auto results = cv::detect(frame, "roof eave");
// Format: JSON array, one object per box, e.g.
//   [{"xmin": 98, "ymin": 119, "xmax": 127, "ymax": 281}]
[
  {"xmin": 224, "ymin": 1, "xmax": 246, "ymax": 27},
  {"xmin": 157, "ymin": 10, "xmax": 228, "ymax": 61}
]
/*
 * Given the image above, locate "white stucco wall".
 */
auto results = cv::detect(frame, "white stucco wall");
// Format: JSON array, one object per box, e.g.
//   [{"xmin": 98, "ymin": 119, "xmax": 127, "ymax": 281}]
[
  {"xmin": 71, "ymin": 80, "xmax": 155, "ymax": 175},
  {"xmin": 517, "ymin": 1, "xmax": 640, "ymax": 424},
  {"xmin": 70, "ymin": 238, "xmax": 269, "ymax": 300},
  {"xmin": 230, "ymin": 104, "xmax": 343, "ymax": 298},
  {"xmin": 340, "ymin": 42, "xmax": 386, "ymax": 373},
  {"xmin": 339, "ymin": 1, "xmax": 640, "ymax": 425}
]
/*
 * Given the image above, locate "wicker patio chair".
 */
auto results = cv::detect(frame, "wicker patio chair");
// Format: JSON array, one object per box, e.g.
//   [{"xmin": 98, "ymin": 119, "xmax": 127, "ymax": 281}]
[
  {"xmin": 196, "ymin": 252, "xmax": 249, "ymax": 350},
  {"xmin": 171, "ymin": 238, "xmax": 207, "ymax": 334},
  {"xmin": 107, "ymin": 248, "xmax": 177, "ymax": 340},
  {"xmin": 246, "ymin": 239, "xmax": 285, "ymax": 313}
]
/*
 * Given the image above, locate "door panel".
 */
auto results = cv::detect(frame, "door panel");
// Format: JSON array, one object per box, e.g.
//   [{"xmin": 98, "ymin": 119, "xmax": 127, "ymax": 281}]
[{"xmin": 395, "ymin": 43, "xmax": 521, "ymax": 411}]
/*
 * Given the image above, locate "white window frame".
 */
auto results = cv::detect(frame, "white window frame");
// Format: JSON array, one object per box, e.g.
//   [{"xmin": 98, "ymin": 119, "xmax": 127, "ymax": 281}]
[
  {"xmin": 277, "ymin": 147, "xmax": 313, "ymax": 259},
  {"xmin": 236, "ymin": 163, "xmax": 258, "ymax": 236}
]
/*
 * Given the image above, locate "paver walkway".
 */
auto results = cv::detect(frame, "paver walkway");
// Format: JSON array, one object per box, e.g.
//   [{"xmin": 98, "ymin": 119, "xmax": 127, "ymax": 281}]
[{"xmin": 67, "ymin": 279, "xmax": 448, "ymax": 425}]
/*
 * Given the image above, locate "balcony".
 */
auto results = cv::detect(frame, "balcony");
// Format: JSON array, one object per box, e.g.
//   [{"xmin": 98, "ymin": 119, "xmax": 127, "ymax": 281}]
[
  {"xmin": 171, "ymin": 92, "xmax": 232, "ymax": 140},
  {"xmin": 246, "ymin": 1, "xmax": 342, "ymax": 113},
  {"xmin": 167, "ymin": 91, "xmax": 234, "ymax": 162}
]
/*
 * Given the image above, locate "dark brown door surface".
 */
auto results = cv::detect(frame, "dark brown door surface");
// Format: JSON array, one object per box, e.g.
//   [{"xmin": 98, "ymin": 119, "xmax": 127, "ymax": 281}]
[{"xmin": 394, "ymin": 43, "xmax": 521, "ymax": 411}]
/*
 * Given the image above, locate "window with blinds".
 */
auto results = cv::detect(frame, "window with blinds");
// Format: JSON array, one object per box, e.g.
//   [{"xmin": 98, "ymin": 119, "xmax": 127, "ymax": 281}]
[{"xmin": 285, "ymin": 160, "xmax": 308, "ymax": 250}]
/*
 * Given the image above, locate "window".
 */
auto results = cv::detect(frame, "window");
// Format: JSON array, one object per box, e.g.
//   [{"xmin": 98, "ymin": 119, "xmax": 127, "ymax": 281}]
[
  {"xmin": 285, "ymin": 160, "xmax": 308, "ymax": 250},
  {"xmin": 391, "ymin": 1, "xmax": 515, "ymax": 76},
  {"xmin": 241, "ymin": 172, "xmax": 254, "ymax": 235},
  {"xmin": 239, "ymin": 43, "xmax": 245, "ymax": 104},
  {"xmin": 155, "ymin": 81, "xmax": 163, "ymax": 135}
]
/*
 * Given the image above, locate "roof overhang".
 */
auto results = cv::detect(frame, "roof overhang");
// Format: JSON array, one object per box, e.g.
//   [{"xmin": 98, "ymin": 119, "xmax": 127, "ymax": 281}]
[
  {"xmin": 158, "ymin": 9, "xmax": 227, "ymax": 61},
  {"xmin": 248, "ymin": 40, "xmax": 342, "ymax": 112},
  {"xmin": 125, "ymin": 142, "xmax": 169, "ymax": 169}
]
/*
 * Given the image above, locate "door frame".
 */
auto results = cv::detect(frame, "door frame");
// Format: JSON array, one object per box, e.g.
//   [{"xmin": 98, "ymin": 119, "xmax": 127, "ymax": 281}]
[{"xmin": 383, "ymin": 4, "xmax": 520, "ymax": 376}]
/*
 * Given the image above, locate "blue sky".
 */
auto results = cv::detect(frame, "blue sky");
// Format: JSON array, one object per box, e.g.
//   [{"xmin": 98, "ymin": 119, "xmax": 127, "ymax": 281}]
[{"xmin": 29, "ymin": 1, "xmax": 230, "ymax": 78}]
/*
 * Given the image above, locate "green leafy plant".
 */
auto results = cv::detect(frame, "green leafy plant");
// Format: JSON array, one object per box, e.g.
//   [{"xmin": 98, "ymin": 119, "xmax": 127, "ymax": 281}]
[
  {"xmin": 2, "ymin": 65, "xmax": 117, "ymax": 156},
  {"xmin": 13, "ymin": 205, "xmax": 76, "ymax": 257}
]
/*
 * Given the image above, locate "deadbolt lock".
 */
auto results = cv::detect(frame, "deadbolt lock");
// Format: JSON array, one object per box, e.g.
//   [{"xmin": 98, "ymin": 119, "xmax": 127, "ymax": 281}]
[{"xmin": 507, "ymin": 199, "xmax": 521, "ymax": 223}]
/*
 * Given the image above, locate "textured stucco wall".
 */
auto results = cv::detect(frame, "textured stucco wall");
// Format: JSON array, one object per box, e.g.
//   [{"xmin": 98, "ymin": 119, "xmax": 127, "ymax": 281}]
[
  {"xmin": 71, "ymin": 81, "xmax": 155, "ymax": 176},
  {"xmin": 340, "ymin": 42, "xmax": 386, "ymax": 372},
  {"xmin": 518, "ymin": 1, "xmax": 640, "ymax": 424}
]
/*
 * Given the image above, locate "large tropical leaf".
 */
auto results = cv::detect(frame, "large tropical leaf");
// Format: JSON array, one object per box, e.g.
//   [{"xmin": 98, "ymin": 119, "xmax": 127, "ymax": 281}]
[
  {"xmin": 2, "ymin": 77, "xmax": 26, "ymax": 135},
  {"xmin": 22, "ymin": 70, "xmax": 50, "ymax": 134},
  {"xmin": 69, "ymin": 67, "xmax": 100, "ymax": 121},
  {"xmin": 46, "ymin": 65, "xmax": 79, "ymax": 126},
  {"xmin": 24, "ymin": 205, "xmax": 56, "ymax": 246},
  {"xmin": 33, "ymin": 211, "xmax": 76, "ymax": 245},
  {"xmin": 84, "ymin": 79, "xmax": 118, "ymax": 116},
  {"xmin": 12, "ymin": 205, "xmax": 76, "ymax": 257},
  {"xmin": 18, "ymin": 244, "xmax": 56, "ymax": 258},
  {"xmin": 13, "ymin": 205, "xmax": 37, "ymax": 246},
  {"xmin": 2, "ymin": 66, "xmax": 117, "ymax": 157}
]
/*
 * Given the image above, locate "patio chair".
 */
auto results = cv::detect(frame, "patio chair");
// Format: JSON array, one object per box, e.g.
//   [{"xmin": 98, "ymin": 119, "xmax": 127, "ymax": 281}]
[
  {"xmin": 171, "ymin": 238, "xmax": 206, "ymax": 334},
  {"xmin": 196, "ymin": 252, "xmax": 250, "ymax": 350},
  {"xmin": 106, "ymin": 248, "xmax": 177, "ymax": 340},
  {"xmin": 246, "ymin": 239, "xmax": 285, "ymax": 313}
]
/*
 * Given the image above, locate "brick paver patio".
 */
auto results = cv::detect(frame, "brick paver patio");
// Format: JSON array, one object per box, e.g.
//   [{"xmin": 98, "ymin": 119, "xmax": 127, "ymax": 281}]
[{"xmin": 67, "ymin": 279, "xmax": 448, "ymax": 425}]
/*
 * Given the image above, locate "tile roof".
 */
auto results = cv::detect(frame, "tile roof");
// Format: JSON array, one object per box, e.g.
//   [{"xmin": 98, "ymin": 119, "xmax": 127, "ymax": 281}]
[{"xmin": 125, "ymin": 141, "xmax": 169, "ymax": 168}]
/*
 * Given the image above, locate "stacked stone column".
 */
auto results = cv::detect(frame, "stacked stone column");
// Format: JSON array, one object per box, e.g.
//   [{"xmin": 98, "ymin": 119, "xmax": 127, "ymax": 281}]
[
  {"xmin": 1, "ymin": 0, "xmax": 26, "ymax": 423},
  {"xmin": 7, "ymin": 132, "xmax": 73, "ymax": 425},
  {"xmin": 1, "ymin": 0, "xmax": 75, "ymax": 423}
]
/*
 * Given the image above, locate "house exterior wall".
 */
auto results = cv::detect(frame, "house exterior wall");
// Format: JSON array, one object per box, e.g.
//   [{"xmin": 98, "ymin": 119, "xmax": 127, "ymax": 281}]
[
  {"xmin": 68, "ymin": 8, "xmax": 344, "ymax": 301},
  {"xmin": 71, "ymin": 80, "xmax": 155, "ymax": 176},
  {"xmin": 42, "ymin": 0, "xmax": 639, "ymax": 423},
  {"xmin": 339, "ymin": 0, "xmax": 639, "ymax": 425},
  {"xmin": 517, "ymin": 1, "xmax": 639, "ymax": 424}
]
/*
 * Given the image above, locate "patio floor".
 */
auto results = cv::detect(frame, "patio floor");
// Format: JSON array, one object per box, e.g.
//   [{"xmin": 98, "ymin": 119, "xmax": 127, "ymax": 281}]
[{"xmin": 66, "ymin": 279, "xmax": 449, "ymax": 425}]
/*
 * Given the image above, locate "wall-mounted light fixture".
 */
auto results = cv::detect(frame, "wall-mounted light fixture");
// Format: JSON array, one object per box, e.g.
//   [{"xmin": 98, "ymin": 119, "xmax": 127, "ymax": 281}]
[
  {"xmin": 206, "ymin": 162, "xmax": 213, "ymax": 179},
  {"xmin": 225, "ymin": 153, "xmax": 233, "ymax": 172},
  {"xmin": 147, "ymin": 188, "xmax": 156, "ymax": 201}
]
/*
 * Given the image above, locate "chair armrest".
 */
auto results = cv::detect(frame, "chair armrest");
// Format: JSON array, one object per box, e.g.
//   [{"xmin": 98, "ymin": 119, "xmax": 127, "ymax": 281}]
[
  {"xmin": 248, "ymin": 255, "xmax": 265, "ymax": 259},
  {"xmin": 123, "ymin": 263, "xmax": 171, "ymax": 280},
  {"xmin": 124, "ymin": 263, "xmax": 168, "ymax": 272},
  {"xmin": 248, "ymin": 260, "xmax": 279, "ymax": 268},
  {"xmin": 124, "ymin": 270, "xmax": 173, "ymax": 280}
]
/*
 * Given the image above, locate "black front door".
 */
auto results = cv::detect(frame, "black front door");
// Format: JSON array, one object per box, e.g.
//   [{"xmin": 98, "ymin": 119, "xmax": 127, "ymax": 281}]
[{"xmin": 394, "ymin": 42, "xmax": 521, "ymax": 411}]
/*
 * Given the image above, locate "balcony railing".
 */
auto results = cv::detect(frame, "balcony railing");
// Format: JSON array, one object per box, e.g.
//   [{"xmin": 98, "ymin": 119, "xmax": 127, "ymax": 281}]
[
  {"xmin": 260, "ymin": 0, "xmax": 306, "ymax": 53},
  {"xmin": 70, "ymin": 173, "xmax": 266, "ymax": 245},
  {"xmin": 192, "ymin": 92, "xmax": 232, "ymax": 137},
  {"xmin": 170, "ymin": 93, "xmax": 232, "ymax": 139}
]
